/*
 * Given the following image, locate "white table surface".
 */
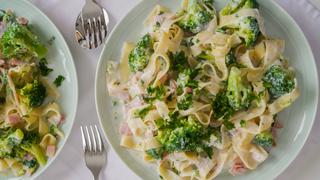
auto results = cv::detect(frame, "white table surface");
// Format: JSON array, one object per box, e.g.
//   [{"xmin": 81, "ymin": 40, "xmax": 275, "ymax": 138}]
[{"xmin": 26, "ymin": 0, "xmax": 320, "ymax": 179}]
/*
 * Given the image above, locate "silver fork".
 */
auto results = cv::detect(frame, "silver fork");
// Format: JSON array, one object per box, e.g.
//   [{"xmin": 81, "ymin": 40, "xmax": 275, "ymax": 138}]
[
  {"xmin": 75, "ymin": 0, "xmax": 109, "ymax": 49},
  {"xmin": 81, "ymin": 125, "xmax": 107, "ymax": 180}
]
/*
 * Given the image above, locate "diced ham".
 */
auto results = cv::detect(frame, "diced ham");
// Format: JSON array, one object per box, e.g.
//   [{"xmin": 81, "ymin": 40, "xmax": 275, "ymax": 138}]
[
  {"xmin": 16, "ymin": 17, "xmax": 29, "ymax": 25},
  {"xmin": 48, "ymin": 115, "xmax": 60, "ymax": 126},
  {"xmin": 186, "ymin": 87, "xmax": 193, "ymax": 93},
  {"xmin": 24, "ymin": 153, "xmax": 34, "ymax": 161},
  {"xmin": 119, "ymin": 122, "xmax": 133, "ymax": 136},
  {"xmin": 229, "ymin": 157, "xmax": 248, "ymax": 176},
  {"xmin": 46, "ymin": 145, "xmax": 56, "ymax": 157},
  {"xmin": 60, "ymin": 114, "xmax": 65, "ymax": 124},
  {"xmin": 7, "ymin": 113, "xmax": 21, "ymax": 125},
  {"xmin": 10, "ymin": 58, "xmax": 24, "ymax": 67},
  {"xmin": 125, "ymin": 97, "xmax": 144, "ymax": 113},
  {"xmin": 271, "ymin": 121, "xmax": 283, "ymax": 144}
]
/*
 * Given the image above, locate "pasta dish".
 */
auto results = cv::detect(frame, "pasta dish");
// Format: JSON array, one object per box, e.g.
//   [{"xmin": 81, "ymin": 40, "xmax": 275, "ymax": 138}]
[
  {"xmin": 106, "ymin": 0, "xmax": 300, "ymax": 179},
  {"xmin": 0, "ymin": 9, "xmax": 65, "ymax": 176}
]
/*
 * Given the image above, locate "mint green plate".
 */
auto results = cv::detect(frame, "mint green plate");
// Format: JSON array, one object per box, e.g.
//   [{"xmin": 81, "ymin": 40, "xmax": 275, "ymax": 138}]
[
  {"xmin": 1, "ymin": 0, "xmax": 78, "ymax": 179},
  {"xmin": 95, "ymin": 0, "xmax": 319, "ymax": 179}
]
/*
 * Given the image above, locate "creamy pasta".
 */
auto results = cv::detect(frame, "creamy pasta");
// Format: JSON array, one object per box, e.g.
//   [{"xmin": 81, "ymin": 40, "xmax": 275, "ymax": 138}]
[
  {"xmin": 0, "ymin": 9, "xmax": 65, "ymax": 177},
  {"xmin": 106, "ymin": 0, "xmax": 300, "ymax": 179}
]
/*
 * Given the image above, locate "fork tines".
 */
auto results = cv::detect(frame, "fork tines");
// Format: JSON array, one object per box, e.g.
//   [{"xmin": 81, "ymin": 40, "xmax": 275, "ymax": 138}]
[
  {"xmin": 84, "ymin": 14, "xmax": 107, "ymax": 49},
  {"xmin": 81, "ymin": 125, "xmax": 104, "ymax": 153}
]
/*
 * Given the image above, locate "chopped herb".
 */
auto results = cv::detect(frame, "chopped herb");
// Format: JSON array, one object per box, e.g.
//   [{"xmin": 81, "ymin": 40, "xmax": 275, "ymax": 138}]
[
  {"xmin": 135, "ymin": 105, "xmax": 152, "ymax": 118},
  {"xmin": 54, "ymin": 75, "xmax": 65, "ymax": 87},
  {"xmin": 240, "ymin": 120, "xmax": 247, "ymax": 127},
  {"xmin": 145, "ymin": 148, "xmax": 164, "ymax": 160},
  {"xmin": 143, "ymin": 85, "xmax": 166, "ymax": 103},
  {"xmin": 38, "ymin": 58, "xmax": 53, "ymax": 76},
  {"xmin": 224, "ymin": 120, "xmax": 235, "ymax": 130},
  {"xmin": 48, "ymin": 36, "xmax": 55, "ymax": 45},
  {"xmin": 112, "ymin": 101, "xmax": 117, "ymax": 106}
]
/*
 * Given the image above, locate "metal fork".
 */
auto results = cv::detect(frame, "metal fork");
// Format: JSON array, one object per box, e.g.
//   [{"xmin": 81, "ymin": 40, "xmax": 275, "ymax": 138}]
[
  {"xmin": 81, "ymin": 125, "xmax": 107, "ymax": 180},
  {"xmin": 75, "ymin": 0, "xmax": 109, "ymax": 49}
]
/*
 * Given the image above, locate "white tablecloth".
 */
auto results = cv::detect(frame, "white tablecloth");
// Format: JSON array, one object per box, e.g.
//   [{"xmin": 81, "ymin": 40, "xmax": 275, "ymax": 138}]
[{"xmin": 28, "ymin": 0, "xmax": 320, "ymax": 179}]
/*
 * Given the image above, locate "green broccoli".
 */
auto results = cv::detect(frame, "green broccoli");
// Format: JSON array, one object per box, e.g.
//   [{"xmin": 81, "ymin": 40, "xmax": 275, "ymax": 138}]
[
  {"xmin": 0, "ymin": 10, "xmax": 15, "ymax": 23},
  {"xmin": 177, "ymin": 68, "xmax": 199, "ymax": 92},
  {"xmin": 7, "ymin": 129, "xmax": 24, "ymax": 147},
  {"xmin": 54, "ymin": 75, "xmax": 65, "ymax": 87},
  {"xmin": 21, "ymin": 131, "xmax": 46, "ymax": 167},
  {"xmin": 156, "ymin": 116, "xmax": 213, "ymax": 157},
  {"xmin": 220, "ymin": 0, "xmax": 258, "ymax": 16},
  {"xmin": 23, "ymin": 158, "xmax": 37, "ymax": 169},
  {"xmin": 128, "ymin": 34, "xmax": 154, "ymax": 72},
  {"xmin": 177, "ymin": 92, "xmax": 193, "ymax": 110},
  {"xmin": 177, "ymin": 0, "xmax": 216, "ymax": 34},
  {"xmin": 227, "ymin": 67, "xmax": 254, "ymax": 110},
  {"xmin": 218, "ymin": 16, "xmax": 260, "ymax": 47},
  {"xmin": 0, "ymin": 128, "xmax": 24, "ymax": 158},
  {"xmin": 0, "ymin": 23, "xmax": 47, "ymax": 61},
  {"xmin": 10, "ymin": 64, "xmax": 40, "ymax": 88},
  {"xmin": 19, "ymin": 80, "xmax": 46, "ymax": 108},
  {"xmin": 263, "ymin": 65, "xmax": 295, "ymax": 99},
  {"xmin": 253, "ymin": 131, "xmax": 273, "ymax": 149},
  {"xmin": 38, "ymin": 58, "xmax": 53, "ymax": 76},
  {"xmin": 225, "ymin": 48, "xmax": 244, "ymax": 68}
]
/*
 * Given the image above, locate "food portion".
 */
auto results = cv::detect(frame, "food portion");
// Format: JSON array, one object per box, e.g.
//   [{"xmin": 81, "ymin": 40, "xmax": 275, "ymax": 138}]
[
  {"xmin": 0, "ymin": 9, "xmax": 65, "ymax": 176},
  {"xmin": 106, "ymin": 0, "xmax": 300, "ymax": 179}
]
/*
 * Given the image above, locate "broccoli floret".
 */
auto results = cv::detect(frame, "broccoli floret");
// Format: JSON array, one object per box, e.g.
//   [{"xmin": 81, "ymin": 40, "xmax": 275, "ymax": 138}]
[
  {"xmin": 157, "ymin": 117, "xmax": 213, "ymax": 157},
  {"xmin": 128, "ymin": 34, "xmax": 153, "ymax": 72},
  {"xmin": 21, "ymin": 131, "xmax": 46, "ymax": 167},
  {"xmin": 225, "ymin": 48, "xmax": 244, "ymax": 68},
  {"xmin": 218, "ymin": 16, "xmax": 260, "ymax": 47},
  {"xmin": 10, "ymin": 64, "xmax": 40, "ymax": 88},
  {"xmin": 0, "ymin": 10, "xmax": 15, "ymax": 23},
  {"xmin": 7, "ymin": 129, "xmax": 24, "ymax": 147},
  {"xmin": 177, "ymin": 92, "xmax": 193, "ymax": 110},
  {"xmin": 253, "ymin": 131, "xmax": 273, "ymax": 149},
  {"xmin": 227, "ymin": 67, "xmax": 254, "ymax": 110},
  {"xmin": 38, "ymin": 58, "xmax": 53, "ymax": 76},
  {"xmin": 0, "ymin": 128, "xmax": 24, "ymax": 158},
  {"xmin": 211, "ymin": 91, "xmax": 235, "ymax": 120},
  {"xmin": 220, "ymin": 0, "xmax": 258, "ymax": 16},
  {"xmin": 19, "ymin": 80, "xmax": 46, "ymax": 108},
  {"xmin": 177, "ymin": 68, "xmax": 199, "ymax": 92},
  {"xmin": 263, "ymin": 65, "xmax": 295, "ymax": 99},
  {"xmin": 54, "ymin": 75, "xmax": 65, "ymax": 87},
  {"xmin": 177, "ymin": 0, "xmax": 216, "ymax": 34},
  {"xmin": 0, "ymin": 23, "xmax": 47, "ymax": 61},
  {"xmin": 23, "ymin": 158, "xmax": 37, "ymax": 168}
]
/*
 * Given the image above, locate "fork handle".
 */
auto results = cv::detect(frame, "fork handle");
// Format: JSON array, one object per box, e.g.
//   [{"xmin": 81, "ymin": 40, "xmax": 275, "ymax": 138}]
[
  {"xmin": 85, "ymin": 0, "xmax": 96, "ymax": 3},
  {"xmin": 93, "ymin": 172, "xmax": 100, "ymax": 180}
]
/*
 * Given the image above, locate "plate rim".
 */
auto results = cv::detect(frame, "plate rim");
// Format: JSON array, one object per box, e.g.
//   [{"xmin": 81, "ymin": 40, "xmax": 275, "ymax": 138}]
[
  {"xmin": 1, "ymin": 0, "xmax": 80, "ymax": 179},
  {"xmin": 95, "ymin": 0, "xmax": 319, "ymax": 179}
]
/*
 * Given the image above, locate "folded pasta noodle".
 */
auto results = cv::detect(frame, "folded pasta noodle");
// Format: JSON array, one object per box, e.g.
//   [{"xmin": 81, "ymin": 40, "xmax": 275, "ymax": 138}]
[{"xmin": 106, "ymin": 0, "xmax": 300, "ymax": 179}]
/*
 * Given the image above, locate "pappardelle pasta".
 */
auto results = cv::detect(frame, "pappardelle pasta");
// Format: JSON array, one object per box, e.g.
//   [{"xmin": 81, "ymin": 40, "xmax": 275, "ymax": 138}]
[
  {"xmin": 0, "ymin": 10, "xmax": 65, "ymax": 176},
  {"xmin": 106, "ymin": 0, "xmax": 300, "ymax": 179}
]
